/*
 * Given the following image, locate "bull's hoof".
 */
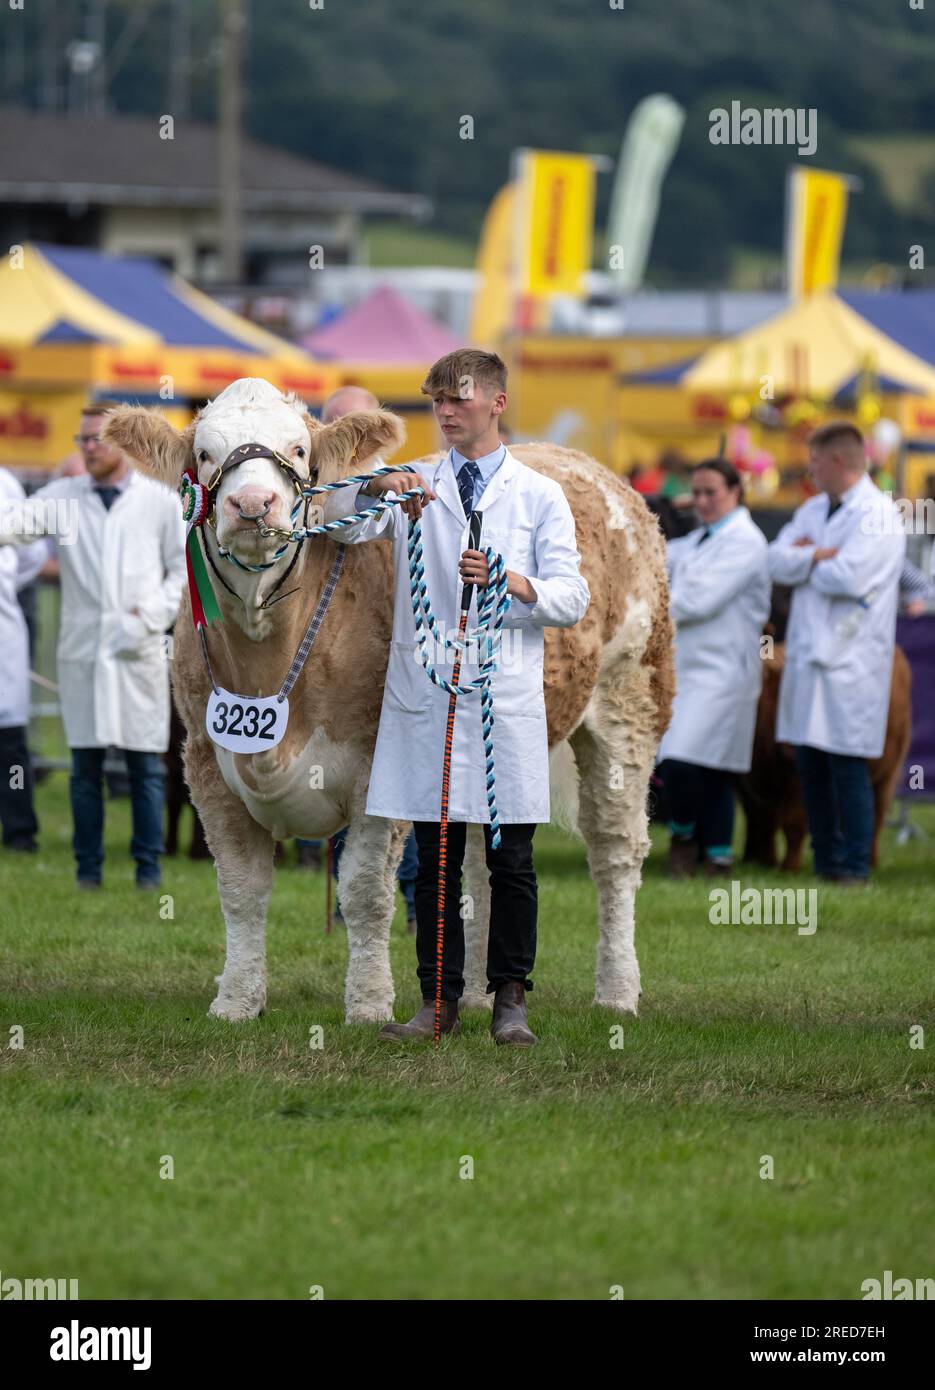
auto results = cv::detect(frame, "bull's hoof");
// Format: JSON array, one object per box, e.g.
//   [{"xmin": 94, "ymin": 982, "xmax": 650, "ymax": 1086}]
[
  {"xmin": 345, "ymin": 1002, "xmax": 394, "ymax": 1025},
  {"xmin": 593, "ymin": 994, "xmax": 641, "ymax": 1017},
  {"xmin": 208, "ymin": 994, "xmax": 266, "ymax": 1022}
]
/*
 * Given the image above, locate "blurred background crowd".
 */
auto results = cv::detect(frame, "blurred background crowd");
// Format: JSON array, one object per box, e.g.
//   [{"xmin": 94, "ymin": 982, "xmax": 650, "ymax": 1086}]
[{"xmin": 1, "ymin": 0, "xmax": 933, "ymax": 895}]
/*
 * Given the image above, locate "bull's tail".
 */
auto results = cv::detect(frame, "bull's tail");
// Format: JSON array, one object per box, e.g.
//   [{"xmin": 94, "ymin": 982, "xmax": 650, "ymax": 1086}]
[{"xmin": 548, "ymin": 738, "xmax": 581, "ymax": 838}]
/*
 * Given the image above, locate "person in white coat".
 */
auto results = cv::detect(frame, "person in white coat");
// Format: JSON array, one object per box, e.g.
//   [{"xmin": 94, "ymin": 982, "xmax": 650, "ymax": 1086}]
[
  {"xmin": 768, "ymin": 421, "xmax": 905, "ymax": 884},
  {"xmin": 0, "ymin": 402, "xmax": 186, "ymax": 889},
  {"xmin": 658, "ymin": 459, "xmax": 771, "ymax": 877},
  {"xmin": 0, "ymin": 468, "xmax": 49, "ymax": 854},
  {"xmin": 322, "ymin": 349, "xmax": 590, "ymax": 1045}
]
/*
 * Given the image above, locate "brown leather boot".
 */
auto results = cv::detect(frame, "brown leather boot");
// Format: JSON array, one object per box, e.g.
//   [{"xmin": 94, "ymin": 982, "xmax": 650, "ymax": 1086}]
[
  {"xmin": 704, "ymin": 857, "xmax": 733, "ymax": 878},
  {"xmin": 491, "ymin": 981, "xmax": 537, "ymax": 1046},
  {"xmin": 378, "ymin": 998, "xmax": 460, "ymax": 1041},
  {"xmin": 668, "ymin": 836, "xmax": 699, "ymax": 879}
]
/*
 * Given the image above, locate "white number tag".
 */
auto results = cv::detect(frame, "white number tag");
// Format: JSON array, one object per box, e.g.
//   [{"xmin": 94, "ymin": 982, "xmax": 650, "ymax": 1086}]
[{"xmin": 206, "ymin": 686, "xmax": 289, "ymax": 752}]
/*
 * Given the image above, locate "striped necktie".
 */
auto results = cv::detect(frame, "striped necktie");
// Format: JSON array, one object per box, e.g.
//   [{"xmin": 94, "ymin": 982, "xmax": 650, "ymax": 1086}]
[{"xmin": 457, "ymin": 460, "xmax": 480, "ymax": 518}]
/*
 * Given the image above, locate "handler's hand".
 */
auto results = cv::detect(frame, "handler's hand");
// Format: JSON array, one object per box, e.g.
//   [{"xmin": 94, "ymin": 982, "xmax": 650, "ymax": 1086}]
[
  {"xmin": 459, "ymin": 549, "xmax": 489, "ymax": 587},
  {"xmin": 812, "ymin": 546, "xmax": 838, "ymax": 563},
  {"xmin": 792, "ymin": 536, "xmax": 815, "ymax": 547},
  {"xmin": 365, "ymin": 471, "xmax": 436, "ymax": 520}
]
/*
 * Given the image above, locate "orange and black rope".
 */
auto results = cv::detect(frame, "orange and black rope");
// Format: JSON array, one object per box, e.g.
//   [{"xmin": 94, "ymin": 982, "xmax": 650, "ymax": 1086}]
[{"xmin": 434, "ymin": 606, "xmax": 471, "ymax": 1045}]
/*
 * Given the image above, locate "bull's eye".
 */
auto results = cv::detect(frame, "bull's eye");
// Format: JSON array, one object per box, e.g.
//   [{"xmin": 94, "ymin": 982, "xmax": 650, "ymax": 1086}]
[
  {"xmin": 294, "ymin": 446, "xmax": 306, "ymax": 459},
  {"xmin": 197, "ymin": 450, "xmax": 210, "ymax": 464}
]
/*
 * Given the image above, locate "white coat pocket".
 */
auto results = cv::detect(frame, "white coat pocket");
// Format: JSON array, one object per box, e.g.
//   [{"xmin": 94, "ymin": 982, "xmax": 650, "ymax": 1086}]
[
  {"xmin": 111, "ymin": 611, "xmax": 150, "ymax": 660},
  {"xmin": 489, "ymin": 636, "xmax": 543, "ymax": 720},
  {"xmin": 484, "ymin": 524, "xmax": 534, "ymax": 575},
  {"xmin": 384, "ymin": 639, "xmax": 434, "ymax": 713},
  {"xmin": 811, "ymin": 596, "xmax": 868, "ymax": 668}
]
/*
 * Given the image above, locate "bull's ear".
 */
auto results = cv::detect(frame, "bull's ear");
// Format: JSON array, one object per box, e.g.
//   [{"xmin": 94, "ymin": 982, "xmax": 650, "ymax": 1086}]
[
  {"xmin": 102, "ymin": 406, "xmax": 195, "ymax": 491},
  {"xmin": 309, "ymin": 409, "xmax": 405, "ymax": 485}
]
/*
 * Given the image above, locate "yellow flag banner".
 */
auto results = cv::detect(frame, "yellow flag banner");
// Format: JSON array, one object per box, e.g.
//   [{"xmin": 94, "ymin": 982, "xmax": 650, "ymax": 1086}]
[
  {"xmin": 469, "ymin": 182, "xmax": 518, "ymax": 347},
  {"xmin": 516, "ymin": 150, "xmax": 596, "ymax": 297},
  {"xmin": 786, "ymin": 167, "xmax": 849, "ymax": 299}
]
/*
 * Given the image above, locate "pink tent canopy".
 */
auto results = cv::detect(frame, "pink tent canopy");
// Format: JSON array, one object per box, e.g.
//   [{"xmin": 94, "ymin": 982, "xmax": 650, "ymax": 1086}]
[{"xmin": 303, "ymin": 285, "xmax": 462, "ymax": 363}]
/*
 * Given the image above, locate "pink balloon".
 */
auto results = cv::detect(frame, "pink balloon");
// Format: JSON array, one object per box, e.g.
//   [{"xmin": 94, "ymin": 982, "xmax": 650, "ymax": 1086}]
[{"xmin": 729, "ymin": 425, "xmax": 752, "ymax": 460}]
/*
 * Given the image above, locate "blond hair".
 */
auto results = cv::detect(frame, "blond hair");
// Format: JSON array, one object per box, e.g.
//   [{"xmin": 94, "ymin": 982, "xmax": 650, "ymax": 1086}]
[{"xmin": 420, "ymin": 349, "xmax": 507, "ymax": 400}]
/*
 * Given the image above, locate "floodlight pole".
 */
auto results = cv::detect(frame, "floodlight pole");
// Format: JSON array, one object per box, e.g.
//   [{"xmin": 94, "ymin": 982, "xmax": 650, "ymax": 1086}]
[{"xmin": 218, "ymin": 0, "xmax": 245, "ymax": 285}]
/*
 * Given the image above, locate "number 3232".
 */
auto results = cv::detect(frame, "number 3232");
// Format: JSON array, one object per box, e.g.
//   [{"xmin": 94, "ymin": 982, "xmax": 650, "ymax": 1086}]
[{"xmin": 205, "ymin": 688, "xmax": 289, "ymax": 752}]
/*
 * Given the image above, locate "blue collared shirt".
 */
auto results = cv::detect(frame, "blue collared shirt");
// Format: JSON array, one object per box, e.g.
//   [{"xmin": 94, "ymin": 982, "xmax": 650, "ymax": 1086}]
[
  {"xmin": 354, "ymin": 443, "xmax": 507, "ymax": 514},
  {"xmin": 450, "ymin": 444, "xmax": 507, "ymax": 510},
  {"xmin": 699, "ymin": 505, "xmax": 743, "ymax": 540}
]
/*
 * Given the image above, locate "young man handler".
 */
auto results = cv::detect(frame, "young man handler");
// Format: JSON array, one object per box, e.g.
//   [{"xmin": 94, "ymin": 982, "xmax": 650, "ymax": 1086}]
[{"xmin": 324, "ymin": 349, "xmax": 589, "ymax": 1045}]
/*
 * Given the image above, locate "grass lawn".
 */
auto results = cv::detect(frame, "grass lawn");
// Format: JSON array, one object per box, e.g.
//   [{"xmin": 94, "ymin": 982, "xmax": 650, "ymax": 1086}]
[{"xmin": 1, "ymin": 773, "xmax": 932, "ymax": 1301}]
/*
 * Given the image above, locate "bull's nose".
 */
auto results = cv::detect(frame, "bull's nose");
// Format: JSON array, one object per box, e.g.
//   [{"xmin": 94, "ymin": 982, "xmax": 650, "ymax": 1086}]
[{"xmin": 226, "ymin": 487, "xmax": 275, "ymax": 520}]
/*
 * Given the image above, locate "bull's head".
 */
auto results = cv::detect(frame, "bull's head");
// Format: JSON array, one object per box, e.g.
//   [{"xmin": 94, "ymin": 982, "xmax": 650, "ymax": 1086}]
[{"xmin": 104, "ymin": 377, "xmax": 405, "ymax": 570}]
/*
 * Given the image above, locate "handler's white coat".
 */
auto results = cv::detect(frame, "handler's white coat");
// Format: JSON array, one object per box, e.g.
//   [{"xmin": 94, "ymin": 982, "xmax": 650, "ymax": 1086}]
[
  {"xmin": 0, "ymin": 469, "xmax": 48, "ymax": 729},
  {"xmin": 0, "ymin": 472, "xmax": 186, "ymax": 751},
  {"xmin": 323, "ymin": 448, "xmax": 590, "ymax": 821},
  {"xmin": 768, "ymin": 474, "xmax": 905, "ymax": 759},
  {"xmin": 658, "ymin": 506, "xmax": 770, "ymax": 773}
]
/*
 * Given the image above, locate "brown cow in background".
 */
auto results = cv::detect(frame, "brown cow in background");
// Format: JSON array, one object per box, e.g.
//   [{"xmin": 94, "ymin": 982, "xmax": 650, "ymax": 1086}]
[{"xmin": 739, "ymin": 644, "xmax": 912, "ymax": 871}]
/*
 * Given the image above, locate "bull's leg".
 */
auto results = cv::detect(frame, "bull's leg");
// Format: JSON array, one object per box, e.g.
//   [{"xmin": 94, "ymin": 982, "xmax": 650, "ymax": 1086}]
[
  {"xmin": 383, "ymin": 818, "xmax": 411, "ymax": 914},
  {"xmin": 462, "ymin": 823, "xmax": 492, "ymax": 1010},
  {"xmin": 189, "ymin": 804, "xmax": 210, "ymax": 861},
  {"xmin": 571, "ymin": 714, "xmax": 653, "ymax": 1016},
  {"xmin": 870, "ymin": 765, "xmax": 900, "ymax": 869},
  {"xmin": 185, "ymin": 735, "xmax": 274, "ymax": 1022},
  {"xmin": 164, "ymin": 762, "xmax": 181, "ymax": 857},
  {"xmin": 740, "ymin": 783, "xmax": 779, "ymax": 867},
  {"xmin": 337, "ymin": 809, "xmax": 399, "ymax": 1023},
  {"xmin": 781, "ymin": 814, "xmax": 807, "ymax": 872}
]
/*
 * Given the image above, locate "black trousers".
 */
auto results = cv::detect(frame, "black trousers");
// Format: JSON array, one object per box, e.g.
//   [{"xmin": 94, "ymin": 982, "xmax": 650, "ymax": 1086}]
[
  {"xmin": 412, "ymin": 820, "xmax": 537, "ymax": 1002},
  {"xmin": 661, "ymin": 757, "xmax": 736, "ymax": 859},
  {"xmin": 0, "ymin": 725, "xmax": 39, "ymax": 848}
]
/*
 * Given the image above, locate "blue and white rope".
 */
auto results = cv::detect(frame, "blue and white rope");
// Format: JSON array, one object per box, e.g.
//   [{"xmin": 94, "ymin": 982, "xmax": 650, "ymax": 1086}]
[
  {"xmin": 218, "ymin": 464, "xmax": 413, "ymax": 571},
  {"xmin": 406, "ymin": 524, "xmax": 512, "ymax": 847},
  {"xmin": 222, "ymin": 465, "xmax": 513, "ymax": 847}
]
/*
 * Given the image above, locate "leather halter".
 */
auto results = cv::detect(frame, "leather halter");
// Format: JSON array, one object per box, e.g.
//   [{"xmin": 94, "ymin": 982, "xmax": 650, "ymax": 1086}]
[
  {"xmin": 200, "ymin": 440, "xmax": 318, "ymax": 597},
  {"xmin": 201, "ymin": 440, "xmax": 316, "ymax": 515}
]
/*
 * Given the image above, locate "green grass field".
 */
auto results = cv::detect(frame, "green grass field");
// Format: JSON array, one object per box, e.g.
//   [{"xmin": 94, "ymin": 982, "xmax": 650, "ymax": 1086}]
[{"xmin": 1, "ymin": 773, "xmax": 932, "ymax": 1301}]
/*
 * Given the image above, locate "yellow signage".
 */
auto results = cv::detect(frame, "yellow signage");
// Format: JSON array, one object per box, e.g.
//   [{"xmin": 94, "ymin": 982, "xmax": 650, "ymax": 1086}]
[
  {"xmin": 786, "ymin": 167, "xmax": 849, "ymax": 298},
  {"xmin": 469, "ymin": 183, "xmax": 518, "ymax": 347},
  {"xmin": 516, "ymin": 150, "xmax": 596, "ymax": 297}
]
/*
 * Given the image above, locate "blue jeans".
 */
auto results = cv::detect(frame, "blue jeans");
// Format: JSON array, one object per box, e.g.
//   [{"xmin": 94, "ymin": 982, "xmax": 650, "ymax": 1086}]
[
  {"xmin": 793, "ymin": 745, "xmax": 875, "ymax": 879},
  {"xmin": 70, "ymin": 747, "xmax": 165, "ymax": 885}
]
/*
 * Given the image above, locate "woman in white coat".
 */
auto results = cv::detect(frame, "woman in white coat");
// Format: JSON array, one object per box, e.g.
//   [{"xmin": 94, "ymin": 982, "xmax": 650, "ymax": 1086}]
[{"xmin": 657, "ymin": 459, "xmax": 770, "ymax": 877}]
